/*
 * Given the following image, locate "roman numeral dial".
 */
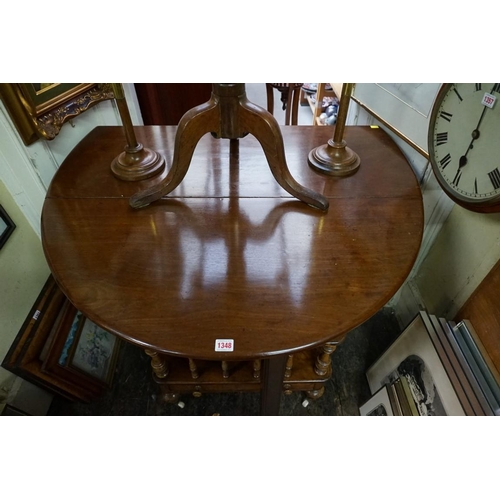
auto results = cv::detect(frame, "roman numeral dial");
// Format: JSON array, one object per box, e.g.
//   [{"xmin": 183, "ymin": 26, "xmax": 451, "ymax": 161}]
[
  {"xmin": 439, "ymin": 111, "xmax": 453, "ymax": 122},
  {"xmin": 436, "ymin": 132, "xmax": 448, "ymax": 146},
  {"xmin": 488, "ymin": 168, "xmax": 500, "ymax": 190},
  {"xmin": 428, "ymin": 83, "xmax": 500, "ymax": 212},
  {"xmin": 452, "ymin": 169, "xmax": 462, "ymax": 186},
  {"xmin": 439, "ymin": 153, "xmax": 452, "ymax": 169}
]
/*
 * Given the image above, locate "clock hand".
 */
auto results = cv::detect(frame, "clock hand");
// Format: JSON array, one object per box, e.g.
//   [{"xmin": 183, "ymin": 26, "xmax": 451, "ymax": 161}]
[
  {"xmin": 458, "ymin": 84, "xmax": 496, "ymax": 169},
  {"xmin": 459, "ymin": 127, "xmax": 481, "ymax": 168}
]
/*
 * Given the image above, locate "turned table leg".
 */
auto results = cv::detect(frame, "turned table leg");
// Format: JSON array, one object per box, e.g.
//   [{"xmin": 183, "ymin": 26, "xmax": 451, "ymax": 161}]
[
  {"xmin": 253, "ymin": 359, "xmax": 262, "ymax": 379},
  {"xmin": 314, "ymin": 342, "xmax": 338, "ymax": 377},
  {"xmin": 306, "ymin": 336, "xmax": 346, "ymax": 400},
  {"xmin": 145, "ymin": 349, "xmax": 169, "ymax": 378},
  {"xmin": 145, "ymin": 349, "xmax": 180, "ymax": 404},
  {"xmin": 283, "ymin": 354, "xmax": 294, "ymax": 395},
  {"xmin": 222, "ymin": 360, "xmax": 230, "ymax": 379}
]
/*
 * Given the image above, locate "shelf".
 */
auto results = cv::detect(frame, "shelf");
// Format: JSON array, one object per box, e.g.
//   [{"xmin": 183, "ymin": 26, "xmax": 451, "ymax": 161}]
[
  {"xmin": 308, "ymin": 83, "xmax": 341, "ymax": 126},
  {"xmin": 152, "ymin": 349, "xmax": 332, "ymax": 400}
]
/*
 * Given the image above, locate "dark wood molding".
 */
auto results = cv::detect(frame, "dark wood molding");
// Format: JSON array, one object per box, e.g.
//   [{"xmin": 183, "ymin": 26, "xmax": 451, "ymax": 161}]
[{"xmin": 134, "ymin": 83, "xmax": 212, "ymax": 125}]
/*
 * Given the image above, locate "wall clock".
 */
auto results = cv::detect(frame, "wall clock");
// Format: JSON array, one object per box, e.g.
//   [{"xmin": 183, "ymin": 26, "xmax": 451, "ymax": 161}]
[{"xmin": 428, "ymin": 83, "xmax": 500, "ymax": 213}]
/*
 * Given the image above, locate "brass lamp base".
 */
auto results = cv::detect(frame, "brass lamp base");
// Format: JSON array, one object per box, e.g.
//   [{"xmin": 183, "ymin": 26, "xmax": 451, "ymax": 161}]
[
  {"xmin": 308, "ymin": 139, "xmax": 360, "ymax": 177},
  {"xmin": 111, "ymin": 144, "xmax": 165, "ymax": 181}
]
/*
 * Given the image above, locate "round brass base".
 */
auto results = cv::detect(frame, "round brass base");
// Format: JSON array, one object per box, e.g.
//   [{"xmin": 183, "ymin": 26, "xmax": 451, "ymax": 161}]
[
  {"xmin": 308, "ymin": 139, "xmax": 360, "ymax": 177},
  {"xmin": 111, "ymin": 144, "xmax": 165, "ymax": 181}
]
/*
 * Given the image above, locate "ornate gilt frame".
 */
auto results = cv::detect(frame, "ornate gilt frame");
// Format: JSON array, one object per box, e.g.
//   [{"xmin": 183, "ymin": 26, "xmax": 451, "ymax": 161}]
[{"xmin": 0, "ymin": 83, "xmax": 114, "ymax": 145}]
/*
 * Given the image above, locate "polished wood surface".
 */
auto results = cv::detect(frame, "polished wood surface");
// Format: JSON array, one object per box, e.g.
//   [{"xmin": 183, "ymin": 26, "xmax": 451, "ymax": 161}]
[{"xmin": 42, "ymin": 125, "xmax": 423, "ymax": 363}]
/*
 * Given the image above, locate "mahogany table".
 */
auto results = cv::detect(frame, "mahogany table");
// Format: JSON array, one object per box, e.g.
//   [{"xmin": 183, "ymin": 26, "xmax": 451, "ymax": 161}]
[{"xmin": 41, "ymin": 125, "xmax": 424, "ymax": 415}]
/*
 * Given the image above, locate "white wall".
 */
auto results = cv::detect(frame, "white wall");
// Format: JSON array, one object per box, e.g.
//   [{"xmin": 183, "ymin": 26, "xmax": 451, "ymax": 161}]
[
  {"xmin": 0, "ymin": 180, "xmax": 50, "ymax": 391},
  {"xmin": 348, "ymin": 83, "xmax": 495, "ymax": 326},
  {"xmin": 384, "ymin": 129, "xmax": 500, "ymax": 326},
  {"xmin": 414, "ymin": 205, "xmax": 500, "ymax": 319},
  {"xmin": 381, "ymin": 126, "xmax": 455, "ymax": 322}
]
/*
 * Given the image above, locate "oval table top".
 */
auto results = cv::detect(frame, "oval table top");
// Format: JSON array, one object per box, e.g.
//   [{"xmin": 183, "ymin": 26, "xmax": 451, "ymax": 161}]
[{"xmin": 41, "ymin": 125, "xmax": 423, "ymax": 360}]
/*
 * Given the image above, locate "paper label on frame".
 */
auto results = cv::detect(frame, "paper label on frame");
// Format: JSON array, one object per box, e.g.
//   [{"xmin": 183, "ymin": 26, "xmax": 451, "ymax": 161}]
[
  {"xmin": 215, "ymin": 339, "xmax": 234, "ymax": 352},
  {"xmin": 33, "ymin": 310, "xmax": 41, "ymax": 320}
]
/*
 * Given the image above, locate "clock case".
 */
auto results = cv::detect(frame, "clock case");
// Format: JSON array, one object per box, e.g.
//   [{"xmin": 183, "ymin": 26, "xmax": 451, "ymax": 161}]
[{"xmin": 428, "ymin": 83, "xmax": 500, "ymax": 214}]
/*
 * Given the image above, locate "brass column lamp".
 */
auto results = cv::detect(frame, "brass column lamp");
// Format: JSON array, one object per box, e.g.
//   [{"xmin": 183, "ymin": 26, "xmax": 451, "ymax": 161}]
[
  {"xmin": 110, "ymin": 83, "xmax": 165, "ymax": 181},
  {"xmin": 308, "ymin": 83, "xmax": 360, "ymax": 176}
]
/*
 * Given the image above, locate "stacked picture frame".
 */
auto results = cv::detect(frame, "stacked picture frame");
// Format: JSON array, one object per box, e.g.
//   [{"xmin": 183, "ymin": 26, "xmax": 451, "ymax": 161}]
[
  {"xmin": 2, "ymin": 275, "xmax": 120, "ymax": 402},
  {"xmin": 0, "ymin": 204, "xmax": 16, "ymax": 251},
  {"xmin": 360, "ymin": 311, "xmax": 500, "ymax": 416},
  {"xmin": 444, "ymin": 319, "xmax": 500, "ymax": 416}
]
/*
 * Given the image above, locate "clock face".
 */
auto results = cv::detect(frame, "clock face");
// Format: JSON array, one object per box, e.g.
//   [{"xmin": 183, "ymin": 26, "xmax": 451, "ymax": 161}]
[{"xmin": 428, "ymin": 83, "xmax": 500, "ymax": 212}]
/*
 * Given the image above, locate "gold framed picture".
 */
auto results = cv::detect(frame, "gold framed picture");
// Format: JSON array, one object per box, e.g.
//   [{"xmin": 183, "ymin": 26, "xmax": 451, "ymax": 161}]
[{"xmin": 0, "ymin": 83, "xmax": 114, "ymax": 145}]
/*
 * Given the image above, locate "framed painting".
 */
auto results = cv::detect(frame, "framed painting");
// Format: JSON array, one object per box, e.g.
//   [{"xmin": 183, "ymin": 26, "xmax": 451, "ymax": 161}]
[
  {"xmin": 67, "ymin": 314, "xmax": 119, "ymax": 385},
  {"xmin": 366, "ymin": 312, "xmax": 465, "ymax": 416},
  {"xmin": 359, "ymin": 385, "xmax": 394, "ymax": 416},
  {"xmin": 0, "ymin": 204, "xmax": 16, "ymax": 250},
  {"xmin": 2, "ymin": 275, "xmax": 120, "ymax": 402},
  {"xmin": 40, "ymin": 300, "xmax": 113, "ymax": 395},
  {"xmin": 1, "ymin": 276, "xmax": 98, "ymax": 402},
  {"xmin": 0, "ymin": 83, "xmax": 114, "ymax": 145}
]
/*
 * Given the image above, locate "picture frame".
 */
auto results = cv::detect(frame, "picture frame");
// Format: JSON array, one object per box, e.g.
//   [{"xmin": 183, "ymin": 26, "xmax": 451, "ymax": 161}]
[
  {"xmin": 392, "ymin": 377, "xmax": 419, "ymax": 416},
  {"xmin": 449, "ymin": 320, "xmax": 500, "ymax": 415},
  {"xmin": 0, "ymin": 204, "xmax": 16, "ymax": 251},
  {"xmin": 1, "ymin": 276, "xmax": 93, "ymax": 402},
  {"xmin": 67, "ymin": 313, "xmax": 119, "ymax": 385},
  {"xmin": 457, "ymin": 319, "xmax": 500, "ymax": 395},
  {"xmin": 0, "ymin": 83, "xmax": 114, "ymax": 145},
  {"xmin": 366, "ymin": 312, "xmax": 465, "ymax": 416},
  {"xmin": 39, "ymin": 300, "xmax": 111, "ymax": 395},
  {"xmin": 359, "ymin": 385, "xmax": 394, "ymax": 416},
  {"xmin": 424, "ymin": 314, "xmax": 480, "ymax": 416},
  {"xmin": 351, "ymin": 83, "xmax": 442, "ymax": 158},
  {"xmin": 2, "ymin": 275, "xmax": 120, "ymax": 402},
  {"xmin": 438, "ymin": 317, "xmax": 492, "ymax": 416}
]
